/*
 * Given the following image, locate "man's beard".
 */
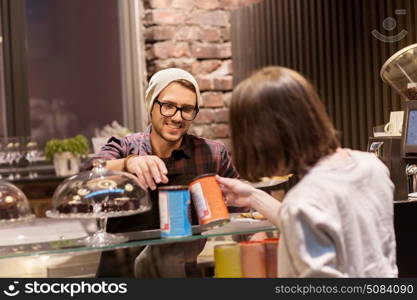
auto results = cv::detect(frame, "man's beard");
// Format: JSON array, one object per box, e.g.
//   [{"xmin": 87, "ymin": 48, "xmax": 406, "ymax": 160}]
[{"xmin": 155, "ymin": 123, "xmax": 187, "ymax": 143}]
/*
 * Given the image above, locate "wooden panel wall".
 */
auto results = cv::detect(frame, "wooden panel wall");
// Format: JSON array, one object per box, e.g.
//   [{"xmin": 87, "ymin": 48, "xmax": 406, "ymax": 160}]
[{"xmin": 231, "ymin": 0, "xmax": 417, "ymax": 150}]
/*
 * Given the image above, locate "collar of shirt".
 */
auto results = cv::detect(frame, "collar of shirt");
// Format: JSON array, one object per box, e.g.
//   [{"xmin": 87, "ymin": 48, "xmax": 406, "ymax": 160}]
[{"xmin": 140, "ymin": 124, "xmax": 193, "ymax": 159}]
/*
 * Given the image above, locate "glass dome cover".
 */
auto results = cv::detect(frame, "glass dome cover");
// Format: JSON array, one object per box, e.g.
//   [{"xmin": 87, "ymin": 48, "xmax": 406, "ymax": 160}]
[
  {"xmin": 46, "ymin": 160, "xmax": 151, "ymax": 219},
  {"xmin": 0, "ymin": 180, "xmax": 34, "ymax": 222},
  {"xmin": 381, "ymin": 43, "xmax": 417, "ymax": 100}
]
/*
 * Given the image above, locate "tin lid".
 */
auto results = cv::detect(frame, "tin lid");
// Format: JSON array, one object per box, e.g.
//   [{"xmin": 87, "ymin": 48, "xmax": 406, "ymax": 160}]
[
  {"xmin": 239, "ymin": 241, "xmax": 265, "ymax": 245},
  {"xmin": 191, "ymin": 173, "xmax": 216, "ymax": 182},
  {"xmin": 158, "ymin": 185, "xmax": 189, "ymax": 191},
  {"xmin": 264, "ymin": 238, "xmax": 279, "ymax": 244}
]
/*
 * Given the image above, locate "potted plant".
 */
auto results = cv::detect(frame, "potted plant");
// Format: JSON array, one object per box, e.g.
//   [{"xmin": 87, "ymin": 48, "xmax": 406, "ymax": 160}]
[{"xmin": 45, "ymin": 135, "xmax": 89, "ymax": 177}]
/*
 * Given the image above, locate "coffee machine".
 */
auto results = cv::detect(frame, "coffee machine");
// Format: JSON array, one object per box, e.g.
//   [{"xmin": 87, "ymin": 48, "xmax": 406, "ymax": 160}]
[
  {"xmin": 377, "ymin": 44, "xmax": 417, "ymax": 277},
  {"xmin": 369, "ymin": 43, "xmax": 417, "ymax": 202}
]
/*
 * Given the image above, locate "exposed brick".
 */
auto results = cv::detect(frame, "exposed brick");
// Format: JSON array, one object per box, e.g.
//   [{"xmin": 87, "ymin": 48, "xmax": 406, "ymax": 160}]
[
  {"xmin": 223, "ymin": 92, "xmax": 232, "ymax": 107},
  {"xmin": 191, "ymin": 61, "xmax": 202, "ymax": 75},
  {"xmin": 220, "ymin": 27, "xmax": 231, "ymax": 41},
  {"xmin": 154, "ymin": 59, "xmax": 171, "ymax": 70},
  {"xmin": 201, "ymin": 60, "xmax": 222, "ymax": 73},
  {"xmin": 175, "ymin": 26, "xmax": 200, "ymax": 41},
  {"xmin": 212, "ymin": 124, "xmax": 230, "ymax": 138},
  {"xmin": 154, "ymin": 58, "xmax": 195, "ymax": 73},
  {"xmin": 172, "ymin": 0, "xmax": 196, "ymax": 9},
  {"xmin": 143, "ymin": 0, "xmax": 151, "ymax": 9},
  {"xmin": 211, "ymin": 60, "xmax": 232, "ymax": 76},
  {"xmin": 194, "ymin": 109, "xmax": 215, "ymax": 124},
  {"xmin": 225, "ymin": 60, "xmax": 233, "ymax": 74},
  {"xmin": 153, "ymin": 41, "xmax": 190, "ymax": 58},
  {"xmin": 145, "ymin": 26, "xmax": 176, "ymax": 41},
  {"xmin": 202, "ymin": 92, "xmax": 224, "ymax": 107},
  {"xmin": 219, "ymin": 0, "xmax": 240, "ymax": 9},
  {"xmin": 191, "ymin": 124, "xmax": 230, "ymax": 139},
  {"xmin": 200, "ymin": 27, "xmax": 222, "ymax": 42},
  {"xmin": 146, "ymin": 9, "xmax": 185, "ymax": 25},
  {"xmin": 189, "ymin": 125, "xmax": 211, "ymax": 138},
  {"xmin": 176, "ymin": 58, "xmax": 196, "ymax": 71},
  {"xmin": 239, "ymin": 0, "xmax": 264, "ymax": 6},
  {"xmin": 249, "ymin": 0, "xmax": 264, "ymax": 5},
  {"xmin": 196, "ymin": 76, "xmax": 213, "ymax": 91},
  {"xmin": 195, "ymin": 0, "xmax": 220, "ymax": 10},
  {"xmin": 144, "ymin": 27, "xmax": 153, "ymax": 41},
  {"xmin": 144, "ymin": 0, "xmax": 238, "ymax": 140},
  {"xmin": 192, "ymin": 60, "xmax": 223, "ymax": 75},
  {"xmin": 146, "ymin": 44, "xmax": 156, "ymax": 60},
  {"xmin": 191, "ymin": 43, "xmax": 231, "ymax": 59},
  {"xmin": 187, "ymin": 11, "xmax": 230, "ymax": 27},
  {"xmin": 213, "ymin": 108, "xmax": 229, "ymax": 123},
  {"xmin": 213, "ymin": 76, "xmax": 233, "ymax": 91},
  {"xmin": 143, "ymin": 11, "xmax": 154, "ymax": 25},
  {"xmin": 148, "ymin": 0, "xmax": 174, "ymax": 8}
]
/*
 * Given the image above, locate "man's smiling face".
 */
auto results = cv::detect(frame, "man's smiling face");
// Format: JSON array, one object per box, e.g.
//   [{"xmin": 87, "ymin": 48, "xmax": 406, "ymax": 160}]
[{"xmin": 150, "ymin": 81, "xmax": 197, "ymax": 143}]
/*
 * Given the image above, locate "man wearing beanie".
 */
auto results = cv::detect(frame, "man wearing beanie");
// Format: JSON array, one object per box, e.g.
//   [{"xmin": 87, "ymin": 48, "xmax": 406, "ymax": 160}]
[{"xmin": 90, "ymin": 68, "xmax": 238, "ymax": 277}]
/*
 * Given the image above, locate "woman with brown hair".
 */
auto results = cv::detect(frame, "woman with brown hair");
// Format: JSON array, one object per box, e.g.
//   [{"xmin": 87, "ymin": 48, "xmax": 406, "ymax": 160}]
[{"xmin": 217, "ymin": 66, "xmax": 398, "ymax": 277}]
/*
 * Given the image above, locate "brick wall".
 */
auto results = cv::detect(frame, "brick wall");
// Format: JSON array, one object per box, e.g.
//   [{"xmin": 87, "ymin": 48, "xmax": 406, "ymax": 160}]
[{"xmin": 142, "ymin": 0, "xmax": 263, "ymax": 150}]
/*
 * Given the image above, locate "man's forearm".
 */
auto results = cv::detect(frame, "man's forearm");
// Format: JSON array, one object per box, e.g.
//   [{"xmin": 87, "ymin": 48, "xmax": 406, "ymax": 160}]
[{"xmin": 105, "ymin": 158, "xmax": 126, "ymax": 171}]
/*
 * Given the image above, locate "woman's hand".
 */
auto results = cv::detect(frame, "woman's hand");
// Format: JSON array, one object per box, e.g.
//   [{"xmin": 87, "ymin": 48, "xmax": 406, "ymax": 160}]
[
  {"xmin": 216, "ymin": 175, "xmax": 257, "ymax": 208},
  {"xmin": 217, "ymin": 175, "xmax": 281, "ymax": 228}
]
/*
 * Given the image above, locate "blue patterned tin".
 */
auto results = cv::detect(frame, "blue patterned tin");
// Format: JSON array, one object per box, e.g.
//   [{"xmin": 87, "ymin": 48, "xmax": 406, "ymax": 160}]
[{"xmin": 158, "ymin": 185, "xmax": 192, "ymax": 238}]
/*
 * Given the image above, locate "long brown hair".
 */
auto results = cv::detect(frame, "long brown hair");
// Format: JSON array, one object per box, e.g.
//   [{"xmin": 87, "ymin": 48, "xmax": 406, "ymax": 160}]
[{"xmin": 230, "ymin": 66, "xmax": 339, "ymax": 181}]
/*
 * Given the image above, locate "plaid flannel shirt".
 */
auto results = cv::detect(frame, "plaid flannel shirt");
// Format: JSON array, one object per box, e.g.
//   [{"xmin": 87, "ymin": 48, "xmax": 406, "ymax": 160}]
[{"xmin": 92, "ymin": 125, "xmax": 238, "ymax": 178}]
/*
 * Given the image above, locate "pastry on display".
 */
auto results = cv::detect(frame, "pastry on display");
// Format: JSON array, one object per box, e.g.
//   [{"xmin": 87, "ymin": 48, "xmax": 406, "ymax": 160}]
[
  {"xmin": 47, "ymin": 159, "xmax": 151, "ymax": 218},
  {"xmin": 57, "ymin": 199, "xmax": 93, "ymax": 214},
  {"xmin": 100, "ymin": 198, "xmax": 140, "ymax": 212},
  {"xmin": 0, "ymin": 180, "xmax": 34, "ymax": 222},
  {"xmin": 239, "ymin": 211, "xmax": 266, "ymax": 220},
  {"xmin": 0, "ymin": 193, "xmax": 20, "ymax": 220},
  {"xmin": 46, "ymin": 159, "xmax": 152, "ymax": 247}
]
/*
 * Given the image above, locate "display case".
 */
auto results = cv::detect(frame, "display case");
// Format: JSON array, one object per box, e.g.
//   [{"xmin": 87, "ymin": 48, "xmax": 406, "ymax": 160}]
[
  {"xmin": 0, "ymin": 164, "xmax": 289, "ymax": 278},
  {"xmin": 0, "ymin": 216, "xmax": 278, "ymax": 277}
]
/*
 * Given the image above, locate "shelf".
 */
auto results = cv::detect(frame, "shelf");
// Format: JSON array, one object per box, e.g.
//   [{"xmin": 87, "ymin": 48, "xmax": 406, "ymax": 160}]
[{"xmin": 0, "ymin": 217, "xmax": 277, "ymax": 260}]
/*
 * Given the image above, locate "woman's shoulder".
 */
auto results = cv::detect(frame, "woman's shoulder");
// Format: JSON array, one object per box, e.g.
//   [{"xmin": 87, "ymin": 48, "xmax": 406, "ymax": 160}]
[{"xmin": 344, "ymin": 148, "xmax": 390, "ymax": 176}]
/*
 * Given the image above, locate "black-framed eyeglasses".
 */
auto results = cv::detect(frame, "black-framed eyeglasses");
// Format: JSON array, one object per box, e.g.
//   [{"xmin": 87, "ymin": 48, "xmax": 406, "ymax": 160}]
[{"xmin": 154, "ymin": 100, "xmax": 199, "ymax": 121}]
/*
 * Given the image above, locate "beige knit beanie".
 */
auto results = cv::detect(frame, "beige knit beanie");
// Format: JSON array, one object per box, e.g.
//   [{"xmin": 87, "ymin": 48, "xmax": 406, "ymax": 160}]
[{"xmin": 145, "ymin": 68, "xmax": 202, "ymax": 113}]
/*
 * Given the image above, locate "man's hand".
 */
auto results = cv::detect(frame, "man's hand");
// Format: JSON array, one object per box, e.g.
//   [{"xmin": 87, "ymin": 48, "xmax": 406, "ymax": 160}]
[
  {"xmin": 216, "ymin": 175, "xmax": 257, "ymax": 208},
  {"xmin": 126, "ymin": 155, "xmax": 169, "ymax": 190}
]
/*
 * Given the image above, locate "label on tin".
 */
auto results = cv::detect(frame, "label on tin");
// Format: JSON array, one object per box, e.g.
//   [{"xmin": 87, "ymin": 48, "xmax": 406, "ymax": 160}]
[
  {"xmin": 190, "ymin": 182, "xmax": 211, "ymax": 221},
  {"xmin": 159, "ymin": 191, "xmax": 170, "ymax": 232}
]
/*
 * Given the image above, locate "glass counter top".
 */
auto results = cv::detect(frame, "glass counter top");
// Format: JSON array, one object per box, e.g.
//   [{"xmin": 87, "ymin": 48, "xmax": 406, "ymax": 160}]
[{"xmin": 0, "ymin": 217, "xmax": 277, "ymax": 260}]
